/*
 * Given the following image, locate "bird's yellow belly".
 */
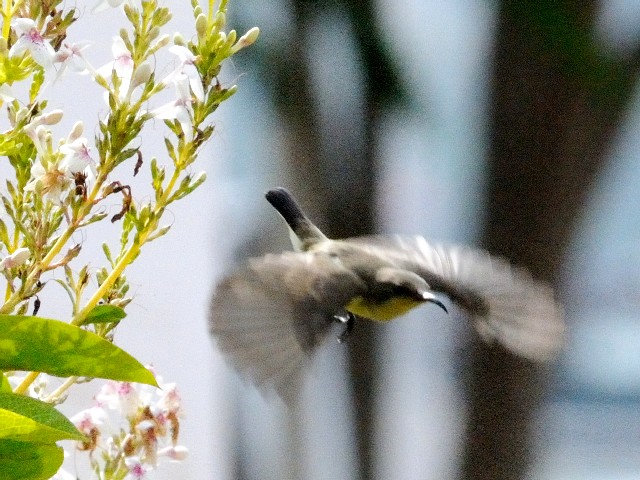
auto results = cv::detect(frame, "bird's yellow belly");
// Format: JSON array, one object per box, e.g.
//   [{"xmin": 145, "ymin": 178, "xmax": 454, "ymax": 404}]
[{"xmin": 345, "ymin": 296, "xmax": 423, "ymax": 322}]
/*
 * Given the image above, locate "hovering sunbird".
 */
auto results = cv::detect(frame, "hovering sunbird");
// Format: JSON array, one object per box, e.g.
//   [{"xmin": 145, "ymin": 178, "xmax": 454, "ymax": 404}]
[{"xmin": 210, "ymin": 188, "xmax": 564, "ymax": 400}]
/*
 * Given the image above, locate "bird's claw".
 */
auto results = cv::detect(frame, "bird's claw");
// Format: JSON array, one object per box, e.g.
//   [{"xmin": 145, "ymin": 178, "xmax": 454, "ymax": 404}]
[{"xmin": 333, "ymin": 312, "xmax": 355, "ymax": 343}]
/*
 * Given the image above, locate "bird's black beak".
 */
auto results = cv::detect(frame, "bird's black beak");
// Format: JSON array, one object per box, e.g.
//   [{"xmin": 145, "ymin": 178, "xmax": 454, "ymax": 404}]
[{"xmin": 422, "ymin": 292, "xmax": 448, "ymax": 313}]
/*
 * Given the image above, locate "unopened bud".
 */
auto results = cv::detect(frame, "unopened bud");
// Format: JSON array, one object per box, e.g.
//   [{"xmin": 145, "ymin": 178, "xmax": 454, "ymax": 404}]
[
  {"xmin": 231, "ymin": 27, "xmax": 259, "ymax": 53},
  {"xmin": 213, "ymin": 11, "xmax": 226, "ymax": 30},
  {"xmin": 226, "ymin": 30, "xmax": 237, "ymax": 46},
  {"xmin": 148, "ymin": 26, "xmax": 160, "ymax": 41},
  {"xmin": 0, "ymin": 247, "xmax": 30, "ymax": 270},
  {"xmin": 150, "ymin": 34, "xmax": 171, "ymax": 52},
  {"xmin": 159, "ymin": 445, "xmax": 188, "ymax": 461},
  {"xmin": 173, "ymin": 33, "xmax": 186, "ymax": 47},
  {"xmin": 67, "ymin": 121, "xmax": 84, "ymax": 143},
  {"xmin": 195, "ymin": 13, "xmax": 207, "ymax": 39},
  {"xmin": 42, "ymin": 109, "xmax": 64, "ymax": 125},
  {"xmin": 191, "ymin": 171, "xmax": 206, "ymax": 186},
  {"xmin": 239, "ymin": 27, "xmax": 260, "ymax": 48},
  {"xmin": 131, "ymin": 62, "xmax": 152, "ymax": 89}
]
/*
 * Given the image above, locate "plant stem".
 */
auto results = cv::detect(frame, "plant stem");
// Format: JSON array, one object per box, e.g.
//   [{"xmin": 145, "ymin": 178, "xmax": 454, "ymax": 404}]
[
  {"xmin": 2, "ymin": 1, "xmax": 13, "ymax": 40},
  {"xmin": 13, "ymin": 371, "xmax": 39, "ymax": 394},
  {"xmin": 0, "ymin": 177, "xmax": 105, "ymax": 314},
  {"xmin": 10, "ymin": 129, "xmax": 185, "ymax": 395},
  {"xmin": 72, "ymin": 166, "xmax": 182, "ymax": 326},
  {"xmin": 43, "ymin": 376, "xmax": 77, "ymax": 403},
  {"xmin": 159, "ymin": 167, "xmax": 180, "ymax": 205},
  {"xmin": 71, "ymin": 241, "xmax": 141, "ymax": 326}
]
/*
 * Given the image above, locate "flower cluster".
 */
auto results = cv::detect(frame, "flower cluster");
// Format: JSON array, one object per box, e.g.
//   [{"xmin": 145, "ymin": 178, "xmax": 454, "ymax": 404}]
[
  {"xmin": 22, "ymin": 120, "xmax": 96, "ymax": 205},
  {"xmin": 68, "ymin": 377, "xmax": 187, "ymax": 479},
  {"xmin": 0, "ymin": 0, "xmax": 257, "ymax": 478}
]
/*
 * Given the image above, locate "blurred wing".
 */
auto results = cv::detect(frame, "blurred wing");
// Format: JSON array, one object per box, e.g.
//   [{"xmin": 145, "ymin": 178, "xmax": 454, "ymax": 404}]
[
  {"xmin": 345, "ymin": 235, "xmax": 565, "ymax": 361},
  {"xmin": 210, "ymin": 251, "xmax": 366, "ymax": 401}
]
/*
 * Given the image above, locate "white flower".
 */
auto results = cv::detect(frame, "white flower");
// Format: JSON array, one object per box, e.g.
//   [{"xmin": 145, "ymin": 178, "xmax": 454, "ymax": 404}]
[
  {"xmin": 0, "ymin": 84, "xmax": 15, "ymax": 102},
  {"xmin": 95, "ymin": 380, "xmax": 140, "ymax": 419},
  {"xmin": 0, "ymin": 248, "xmax": 30, "ymax": 270},
  {"xmin": 104, "ymin": 436, "xmax": 120, "ymax": 459},
  {"xmin": 158, "ymin": 445, "xmax": 188, "ymax": 461},
  {"xmin": 67, "ymin": 376, "xmax": 187, "ymax": 475},
  {"xmin": 97, "ymin": 37, "xmax": 134, "ymax": 99},
  {"xmin": 136, "ymin": 419, "xmax": 155, "ymax": 433},
  {"xmin": 124, "ymin": 457, "xmax": 150, "ymax": 479},
  {"xmin": 23, "ymin": 125, "xmax": 49, "ymax": 159},
  {"xmin": 53, "ymin": 42, "xmax": 92, "ymax": 80},
  {"xmin": 24, "ymin": 160, "xmax": 71, "ymax": 203},
  {"xmin": 70, "ymin": 406, "xmax": 107, "ymax": 435},
  {"xmin": 157, "ymin": 382, "xmax": 182, "ymax": 416},
  {"xmin": 23, "ymin": 111, "xmax": 64, "ymax": 157},
  {"xmin": 9, "ymin": 18, "xmax": 55, "ymax": 68},
  {"xmin": 169, "ymin": 45, "xmax": 197, "ymax": 66},
  {"xmin": 150, "ymin": 45, "xmax": 206, "ymax": 139},
  {"xmin": 149, "ymin": 73, "xmax": 195, "ymax": 140},
  {"xmin": 59, "ymin": 137, "xmax": 97, "ymax": 178},
  {"xmin": 161, "ymin": 45, "xmax": 204, "ymax": 102}
]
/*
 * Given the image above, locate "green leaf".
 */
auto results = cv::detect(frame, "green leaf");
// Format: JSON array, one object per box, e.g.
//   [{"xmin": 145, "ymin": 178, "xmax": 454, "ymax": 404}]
[
  {"xmin": 29, "ymin": 68, "xmax": 45, "ymax": 103},
  {"xmin": 0, "ymin": 315, "xmax": 157, "ymax": 386},
  {"xmin": 0, "ymin": 439, "xmax": 63, "ymax": 480},
  {"xmin": 0, "ymin": 392, "xmax": 85, "ymax": 443},
  {"xmin": 102, "ymin": 243, "xmax": 113, "ymax": 266},
  {"xmin": 84, "ymin": 304, "xmax": 127, "ymax": 324},
  {"xmin": 80, "ymin": 211, "xmax": 109, "ymax": 227},
  {"xmin": 0, "ymin": 375, "xmax": 10, "ymax": 393}
]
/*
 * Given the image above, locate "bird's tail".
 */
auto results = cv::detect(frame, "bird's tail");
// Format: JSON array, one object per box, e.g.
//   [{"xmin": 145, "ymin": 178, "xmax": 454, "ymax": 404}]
[{"xmin": 265, "ymin": 188, "xmax": 327, "ymax": 251}]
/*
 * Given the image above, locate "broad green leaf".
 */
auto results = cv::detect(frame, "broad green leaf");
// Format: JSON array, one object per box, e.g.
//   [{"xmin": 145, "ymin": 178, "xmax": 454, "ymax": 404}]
[
  {"xmin": 0, "ymin": 439, "xmax": 63, "ymax": 480},
  {"xmin": 0, "ymin": 315, "xmax": 156, "ymax": 386},
  {"xmin": 84, "ymin": 304, "xmax": 127, "ymax": 324},
  {"xmin": 0, "ymin": 393, "xmax": 84, "ymax": 443},
  {"xmin": 0, "ymin": 374, "xmax": 10, "ymax": 393}
]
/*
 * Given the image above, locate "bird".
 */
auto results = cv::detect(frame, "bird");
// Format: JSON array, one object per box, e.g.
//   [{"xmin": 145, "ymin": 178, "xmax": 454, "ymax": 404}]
[{"xmin": 209, "ymin": 187, "xmax": 564, "ymax": 401}]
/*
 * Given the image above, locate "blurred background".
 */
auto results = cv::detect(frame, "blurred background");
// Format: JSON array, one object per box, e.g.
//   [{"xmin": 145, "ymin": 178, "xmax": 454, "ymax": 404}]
[{"xmin": 53, "ymin": 0, "xmax": 640, "ymax": 479}]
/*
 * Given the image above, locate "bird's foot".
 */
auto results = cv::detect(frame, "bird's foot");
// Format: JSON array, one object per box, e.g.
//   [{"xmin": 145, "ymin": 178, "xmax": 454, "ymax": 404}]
[{"xmin": 333, "ymin": 312, "xmax": 355, "ymax": 344}]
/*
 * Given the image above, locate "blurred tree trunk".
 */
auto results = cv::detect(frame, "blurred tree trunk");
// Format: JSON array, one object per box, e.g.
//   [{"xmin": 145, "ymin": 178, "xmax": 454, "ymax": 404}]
[
  {"xmin": 273, "ymin": 1, "xmax": 404, "ymax": 479},
  {"xmin": 459, "ymin": 2, "xmax": 640, "ymax": 479}
]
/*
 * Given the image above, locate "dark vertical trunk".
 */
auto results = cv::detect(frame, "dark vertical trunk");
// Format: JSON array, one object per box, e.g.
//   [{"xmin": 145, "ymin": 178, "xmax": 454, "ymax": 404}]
[
  {"xmin": 275, "ymin": 1, "xmax": 401, "ymax": 478},
  {"xmin": 341, "ymin": 69, "xmax": 379, "ymax": 480},
  {"xmin": 459, "ymin": 2, "xmax": 640, "ymax": 479}
]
